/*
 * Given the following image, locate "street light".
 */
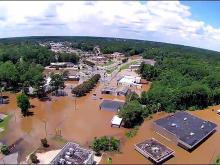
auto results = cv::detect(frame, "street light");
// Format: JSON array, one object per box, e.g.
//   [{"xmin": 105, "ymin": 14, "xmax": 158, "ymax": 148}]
[
  {"xmin": 73, "ymin": 94, "xmax": 76, "ymax": 111},
  {"xmin": 38, "ymin": 119, "xmax": 47, "ymax": 138}
]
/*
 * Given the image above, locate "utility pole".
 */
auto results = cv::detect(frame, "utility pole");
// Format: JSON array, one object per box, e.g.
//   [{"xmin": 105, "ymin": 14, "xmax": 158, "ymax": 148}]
[{"xmin": 41, "ymin": 120, "xmax": 47, "ymax": 137}]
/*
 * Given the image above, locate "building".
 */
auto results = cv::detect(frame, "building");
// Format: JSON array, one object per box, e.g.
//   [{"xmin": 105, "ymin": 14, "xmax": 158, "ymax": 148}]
[
  {"xmin": 50, "ymin": 62, "xmax": 75, "ymax": 68},
  {"xmin": 101, "ymin": 87, "xmax": 117, "ymax": 95},
  {"xmin": 118, "ymin": 76, "xmax": 141, "ymax": 87},
  {"xmin": 111, "ymin": 115, "xmax": 123, "ymax": 128},
  {"xmin": 68, "ymin": 75, "xmax": 80, "ymax": 81},
  {"xmin": 143, "ymin": 59, "xmax": 156, "ymax": 66},
  {"xmin": 129, "ymin": 64, "xmax": 141, "ymax": 70},
  {"xmin": 50, "ymin": 142, "xmax": 94, "ymax": 165},
  {"xmin": 116, "ymin": 86, "xmax": 131, "ymax": 96},
  {"xmin": 153, "ymin": 111, "xmax": 217, "ymax": 150},
  {"xmin": 217, "ymin": 109, "xmax": 220, "ymax": 115},
  {"xmin": 99, "ymin": 100, "xmax": 125, "ymax": 112},
  {"xmin": 135, "ymin": 138, "xmax": 174, "ymax": 164}
]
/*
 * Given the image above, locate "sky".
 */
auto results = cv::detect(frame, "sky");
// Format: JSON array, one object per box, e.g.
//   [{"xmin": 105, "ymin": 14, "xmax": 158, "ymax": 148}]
[{"xmin": 0, "ymin": 1, "xmax": 220, "ymax": 51}]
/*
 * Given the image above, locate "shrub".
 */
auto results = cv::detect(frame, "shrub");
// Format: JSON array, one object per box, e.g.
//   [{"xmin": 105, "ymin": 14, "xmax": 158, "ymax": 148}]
[
  {"xmin": 125, "ymin": 126, "xmax": 139, "ymax": 139},
  {"xmin": 1, "ymin": 145, "xmax": 10, "ymax": 155},
  {"xmin": 30, "ymin": 153, "xmax": 39, "ymax": 164},
  {"xmin": 41, "ymin": 138, "xmax": 49, "ymax": 148},
  {"xmin": 91, "ymin": 136, "xmax": 120, "ymax": 156}
]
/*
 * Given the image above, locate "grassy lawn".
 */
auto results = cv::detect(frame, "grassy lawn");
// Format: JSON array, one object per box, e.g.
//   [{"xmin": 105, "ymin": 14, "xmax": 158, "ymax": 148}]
[
  {"xmin": 214, "ymin": 155, "xmax": 220, "ymax": 164},
  {"xmin": 0, "ymin": 115, "xmax": 11, "ymax": 139},
  {"xmin": 51, "ymin": 135, "xmax": 68, "ymax": 145},
  {"xmin": 102, "ymin": 60, "xmax": 114, "ymax": 67},
  {"xmin": 106, "ymin": 68, "xmax": 115, "ymax": 74},
  {"xmin": 119, "ymin": 61, "xmax": 139, "ymax": 71}
]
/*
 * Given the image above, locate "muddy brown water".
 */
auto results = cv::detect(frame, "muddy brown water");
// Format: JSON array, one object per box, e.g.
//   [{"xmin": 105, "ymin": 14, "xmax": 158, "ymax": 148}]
[{"xmin": 1, "ymin": 82, "xmax": 220, "ymax": 164}]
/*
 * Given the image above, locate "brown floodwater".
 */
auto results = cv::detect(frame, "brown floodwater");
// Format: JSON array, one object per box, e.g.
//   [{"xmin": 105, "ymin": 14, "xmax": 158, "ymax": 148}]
[
  {"xmin": 2, "ymin": 80, "xmax": 220, "ymax": 164},
  {"xmin": 101, "ymin": 107, "xmax": 220, "ymax": 164},
  {"xmin": 0, "ymin": 82, "xmax": 130, "ymax": 162}
]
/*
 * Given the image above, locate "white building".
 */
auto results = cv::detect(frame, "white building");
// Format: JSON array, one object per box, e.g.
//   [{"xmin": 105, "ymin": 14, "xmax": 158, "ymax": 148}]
[
  {"xmin": 111, "ymin": 115, "xmax": 123, "ymax": 128},
  {"xmin": 118, "ymin": 76, "xmax": 141, "ymax": 87}
]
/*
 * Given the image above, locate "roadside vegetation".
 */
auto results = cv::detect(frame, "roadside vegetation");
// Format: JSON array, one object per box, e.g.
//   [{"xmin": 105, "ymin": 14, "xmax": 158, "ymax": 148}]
[
  {"xmin": 72, "ymin": 74, "xmax": 101, "ymax": 96},
  {"xmin": 0, "ymin": 115, "xmax": 11, "ymax": 135}
]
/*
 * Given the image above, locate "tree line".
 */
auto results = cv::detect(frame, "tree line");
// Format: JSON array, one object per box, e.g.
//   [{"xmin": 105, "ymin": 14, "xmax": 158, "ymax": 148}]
[{"xmin": 72, "ymin": 74, "xmax": 101, "ymax": 96}]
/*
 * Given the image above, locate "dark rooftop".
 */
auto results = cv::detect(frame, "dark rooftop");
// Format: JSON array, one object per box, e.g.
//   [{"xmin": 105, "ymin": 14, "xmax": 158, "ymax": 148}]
[
  {"xmin": 99, "ymin": 100, "xmax": 125, "ymax": 112},
  {"xmin": 154, "ymin": 111, "xmax": 217, "ymax": 148},
  {"xmin": 135, "ymin": 138, "xmax": 174, "ymax": 163}
]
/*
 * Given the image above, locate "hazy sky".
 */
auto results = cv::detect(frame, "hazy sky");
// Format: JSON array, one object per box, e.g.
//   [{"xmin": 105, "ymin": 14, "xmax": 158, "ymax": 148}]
[{"xmin": 0, "ymin": 1, "xmax": 220, "ymax": 51}]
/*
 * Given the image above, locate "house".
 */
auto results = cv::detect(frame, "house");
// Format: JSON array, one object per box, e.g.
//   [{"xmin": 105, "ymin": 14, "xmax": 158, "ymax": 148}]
[
  {"xmin": 153, "ymin": 111, "xmax": 217, "ymax": 150},
  {"xmin": 50, "ymin": 142, "xmax": 94, "ymax": 164},
  {"xmin": 111, "ymin": 115, "xmax": 123, "ymax": 128}
]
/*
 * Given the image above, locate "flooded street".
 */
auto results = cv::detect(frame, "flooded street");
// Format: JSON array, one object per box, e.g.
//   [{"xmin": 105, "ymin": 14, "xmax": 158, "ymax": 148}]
[{"xmin": 0, "ymin": 82, "xmax": 129, "ymax": 162}]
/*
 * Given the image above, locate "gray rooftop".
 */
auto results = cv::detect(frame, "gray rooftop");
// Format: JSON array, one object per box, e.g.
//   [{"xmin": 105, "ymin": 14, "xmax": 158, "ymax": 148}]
[
  {"xmin": 154, "ymin": 111, "xmax": 217, "ymax": 148},
  {"xmin": 50, "ymin": 142, "xmax": 93, "ymax": 165},
  {"xmin": 99, "ymin": 100, "xmax": 125, "ymax": 112},
  {"xmin": 135, "ymin": 138, "xmax": 174, "ymax": 163}
]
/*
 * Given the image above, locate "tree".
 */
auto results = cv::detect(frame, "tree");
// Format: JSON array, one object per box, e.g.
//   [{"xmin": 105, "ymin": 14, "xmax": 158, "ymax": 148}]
[
  {"xmin": 1, "ymin": 145, "xmax": 10, "ymax": 155},
  {"xmin": 41, "ymin": 138, "xmax": 49, "ymax": 148},
  {"xmin": 16, "ymin": 93, "xmax": 30, "ymax": 116},
  {"xmin": 125, "ymin": 92, "xmax": 139, "ymax": 102},
  {"xmin": 50, "ymin": 73, "xmax": 64, "ymax": 91},
  {"xmin": 0, "ymin": 61, "xmax": 19, "ymax": 88},
  {"xmin": 118, "ymin": 100, "xmax": 144, "ymax": 128}
]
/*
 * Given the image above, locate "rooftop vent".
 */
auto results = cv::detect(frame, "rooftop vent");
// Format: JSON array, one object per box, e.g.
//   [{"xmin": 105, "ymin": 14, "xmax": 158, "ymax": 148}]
[
  {"xmin": 184, "ymin": 117, "xmax": 187, "ymax": 121},
  {"xmin": 190, "ymin": 132, "xmax": 195, "ymax": 136}
]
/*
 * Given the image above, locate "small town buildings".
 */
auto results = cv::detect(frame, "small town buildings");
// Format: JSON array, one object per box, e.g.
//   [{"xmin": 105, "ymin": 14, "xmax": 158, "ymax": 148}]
[
  {"xmin": 135, "ymin": 138, "xmax": 174, "ymax": 164},
  {"xmin": 111, "ymin": 115, "xmax": 123, "ymax": 128},
  {"xmin": 50, "ymin": 142, "xmax": 94, "ymax": 165},
  {"xmin": 153, "ymin": 111, "xmax": 217, "ymax": 150},
  {"xmin": 99, "ymin": 100, "xmax": 125, "ymax": 112}
]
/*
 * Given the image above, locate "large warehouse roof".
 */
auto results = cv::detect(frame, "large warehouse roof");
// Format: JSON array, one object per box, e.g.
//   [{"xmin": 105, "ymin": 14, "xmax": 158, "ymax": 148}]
[{"xmin": 154, "ymin": 111, "xmax": 217, "ymax": 149}]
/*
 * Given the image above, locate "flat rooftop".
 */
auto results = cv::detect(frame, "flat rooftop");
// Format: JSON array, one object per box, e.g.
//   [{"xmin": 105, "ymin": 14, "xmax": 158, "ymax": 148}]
[
  {"xmin": 50, "ymin": 142, "xmax": 93, "ymax": 164},
  {"xmin": 99, "ymin": 100, "xmax": 125, "ymax": 112},
  {"xmin": 154, "ymin": 111, "xmax": 217, "ymax": 148},
  {"xmin": 135, "ymin": 138, "xmax": 174, "ymax": 163}
]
